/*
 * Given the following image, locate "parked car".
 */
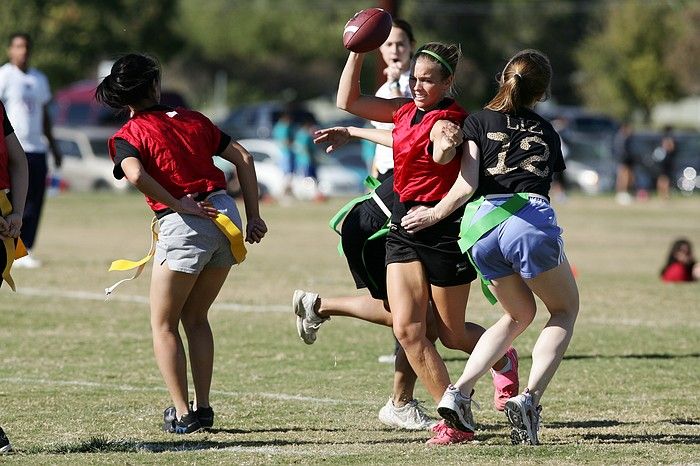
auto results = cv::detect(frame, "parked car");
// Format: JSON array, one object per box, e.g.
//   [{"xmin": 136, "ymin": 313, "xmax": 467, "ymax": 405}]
[
  {"xmin": 627, "ymin": 131, "xmax": 700, "ymax": 193},
  {"xmin": 214, "ymin": 138, "xmax": 364, "ymax": 200},
  {"xmin": 560, "ymin": 132, "xmax": 617, "ymax": 194},
  {"xmin": 51, "ymin": 126, "xmax": 130, "ymax": 192},
  {"xmin": 51, "ymin": 80, "xmax": 187, "ymax": 127},
  {"xmin": 216, "ymin": 102, "xmax": 316, "ymax": 139}
]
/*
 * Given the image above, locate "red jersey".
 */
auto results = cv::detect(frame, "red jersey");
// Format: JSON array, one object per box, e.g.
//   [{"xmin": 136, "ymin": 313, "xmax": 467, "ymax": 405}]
[
  {"xmin": 108, "ymin": 107, "xmax": 226, "ymax": 212},
  {"xmin": 0, "ymin": 102, "xmax": 10, "ymax": 190},
  {"xmin": 661, "ymin": 262, "xmax": 695, "ymax": 282},
  {"xmin": 391, "ymin": 99, "xmax": 468, "ymax": 203}
]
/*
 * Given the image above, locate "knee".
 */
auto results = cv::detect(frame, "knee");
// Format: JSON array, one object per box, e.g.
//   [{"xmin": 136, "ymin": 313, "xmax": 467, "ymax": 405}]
[
  {"xmin": 181, "ymin": 314, "xmax": 210, "ymax": 333},
  {"xmin": 438, "ymin": 331, "xmax": 465, "ymax": 351},
  {"xmin": 393, "ymin": 323, "xmax": 425, "ymax": 350}
]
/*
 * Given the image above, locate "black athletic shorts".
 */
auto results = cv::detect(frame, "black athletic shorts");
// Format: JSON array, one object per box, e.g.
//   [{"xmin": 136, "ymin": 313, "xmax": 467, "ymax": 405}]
[
  {"xmin": 340, "ymin": 202, "xmax": 389, "ymax": 300},
  {"xmin": 385, "ymin": 200, "xmax": 477, "ymax": 287}
]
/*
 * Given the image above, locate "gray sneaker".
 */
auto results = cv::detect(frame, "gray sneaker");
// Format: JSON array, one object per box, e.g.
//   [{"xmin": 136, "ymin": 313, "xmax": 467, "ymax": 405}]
[
  {"xmin": 505, "ymin": 391, "xmax": 542, "ymax": 445},
  {"xmin": 0, "ymin": 427, "xmax": 12, "ymax": 454},
  {"xmin": 292, "ymin": 289, "xmax": 328, "ymax": 345},
  {"xmin": 378, "ymin": 399, "xmax": 437, "ymax": 430},
  {"xmin": 437, "ymin": 385, "xmax": 476, "ymax": 433}
]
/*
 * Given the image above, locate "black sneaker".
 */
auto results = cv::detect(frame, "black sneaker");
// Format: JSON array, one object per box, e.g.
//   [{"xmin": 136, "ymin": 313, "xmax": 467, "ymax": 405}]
[
  {"xmin": 174, "ymin": 411, "xmax": 201, "ymax": 434},
  {"xmin": 189, "ymin": 401, "xmax": 215, "ymax": 429},
  {"xmin": 0, "ymin": 427, "xmax": 12, "ymax": 454}
]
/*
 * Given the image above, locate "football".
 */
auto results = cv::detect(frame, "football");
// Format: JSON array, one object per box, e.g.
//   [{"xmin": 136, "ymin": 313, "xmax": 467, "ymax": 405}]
[{"xmin": 342, "ymin": 8, "xmax": 393, "ymax": 53}]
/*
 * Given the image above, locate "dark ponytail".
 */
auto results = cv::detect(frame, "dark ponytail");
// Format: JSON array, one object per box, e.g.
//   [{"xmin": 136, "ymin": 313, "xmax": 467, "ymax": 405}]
[{"xmin": 95, "ymin": 53, "xmax": 161, "ymax": 110}]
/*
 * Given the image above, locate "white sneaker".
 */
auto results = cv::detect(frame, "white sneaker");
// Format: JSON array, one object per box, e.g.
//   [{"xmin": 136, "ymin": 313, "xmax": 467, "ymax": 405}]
[
  {"xmin": 615, "ymin": 192, "xmax": 633, "ymax": 205},
  {"xmin": 377, "ymin": 354, "xmax": 397, "ymax": 364},
  {"xmin": 504, "ymin": 391, "xmax": 542, "ymax": 445},
  {"xmin": 292, "ymin": 289, "xmax": 328, "ymax": 345},
  {"xmin": 378, "ymin": 399, "xmax": 437, "ymax": 431},
  {"xmin": 437, "ymin": 385, "xmax": 475, "ymax": 433},
  {"xmin": 12, "ymin": 253, "xmax": 41, "ymax": 269}
]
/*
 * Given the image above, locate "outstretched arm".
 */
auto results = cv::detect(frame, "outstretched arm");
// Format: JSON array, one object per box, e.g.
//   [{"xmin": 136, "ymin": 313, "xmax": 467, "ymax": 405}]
[
  {"xmin": 337, "ymin": 52, "xmax": 410, "ymax": 123},
  {"xmin": 401, "ymin": 140, "xmax": 480, "ymax": 233},
  {"xmin": 313, "ymin": 126, "xmax": 393, "ymax": 153}
]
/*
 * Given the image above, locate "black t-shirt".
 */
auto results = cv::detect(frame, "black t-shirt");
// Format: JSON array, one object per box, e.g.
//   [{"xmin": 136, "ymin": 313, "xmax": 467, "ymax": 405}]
[{"xmin": 462, "ymin": 108, "xmax": 565, "ymax": 199}]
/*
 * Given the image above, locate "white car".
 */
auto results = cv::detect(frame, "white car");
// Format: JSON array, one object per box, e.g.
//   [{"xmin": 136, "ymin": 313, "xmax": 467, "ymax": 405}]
[
  {"xmin": 51, "ymin": 126, "xmax": 130, "ymax": 192},
  {"xmin": 215, "ymin": 138, "xmax": 364, "ymax": 199}
]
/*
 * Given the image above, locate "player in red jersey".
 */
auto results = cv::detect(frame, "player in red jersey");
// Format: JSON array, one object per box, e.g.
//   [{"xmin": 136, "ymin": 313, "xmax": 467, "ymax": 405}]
[
  {"xmin": 329, "ymin": 43, "xmax": 519, "ymax": 445},
  {"xmin": 96, "ymin": 53, "xmax": 267, "ymax": 434}
]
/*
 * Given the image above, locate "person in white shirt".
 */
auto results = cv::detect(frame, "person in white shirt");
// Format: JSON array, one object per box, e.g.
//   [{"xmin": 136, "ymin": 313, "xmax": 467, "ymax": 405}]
[
  {"xmin": 0, "ymin": 32, "xmax": 62, "ymax": 268},
  {"xmin": 370, "ymin": 19, "xmax": 415, "ymax": 183}
]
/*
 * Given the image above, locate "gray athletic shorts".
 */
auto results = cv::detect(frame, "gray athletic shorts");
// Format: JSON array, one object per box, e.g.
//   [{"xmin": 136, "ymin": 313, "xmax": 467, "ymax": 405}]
[
  {"xmin": 154, "ymin": 192, "xmax": 243, "ymax": 274},
  {"xmin": 469, "ymin": 194, "xmax": 565, "ymax": 280}
]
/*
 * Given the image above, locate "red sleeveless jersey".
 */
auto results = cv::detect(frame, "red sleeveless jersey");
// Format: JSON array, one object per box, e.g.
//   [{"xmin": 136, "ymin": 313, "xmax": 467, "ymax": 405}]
[
  {"xmin": 391, "ymin": 100, "xmax": 468, "ymax": 202},
  {"xmin": 108, "ymin": 107, "xmax": 226, "ymax": 212},
  {"xmin": 0, "ymin": 102, "xmax": 10, "ymax": 190}
]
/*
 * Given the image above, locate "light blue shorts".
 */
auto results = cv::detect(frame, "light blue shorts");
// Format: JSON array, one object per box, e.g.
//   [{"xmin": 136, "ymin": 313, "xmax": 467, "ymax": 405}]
[
  {"xmin": 155, "ymin": 192, "xmax": 243, "ymax": 274},
  {"xmin": 469, "ymin": 195, "xmax": 565, "ymax": 280}
]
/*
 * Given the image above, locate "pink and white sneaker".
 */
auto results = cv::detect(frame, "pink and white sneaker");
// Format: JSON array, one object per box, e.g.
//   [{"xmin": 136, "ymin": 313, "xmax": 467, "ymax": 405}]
[
  {"xmin": 490, "ymin": 347, "xmax": 519, "ymax": 411},
  {"xmin": 426, "ymin": 423, "xmax": 474, "ymax": 445}
]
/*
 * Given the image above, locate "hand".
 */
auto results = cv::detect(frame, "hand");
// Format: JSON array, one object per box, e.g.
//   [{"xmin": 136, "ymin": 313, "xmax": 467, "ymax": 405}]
[
  {"xmin": 54, "ymin": 154, "xmax": 63, "ymax": 169},
  {"xmin": 176, "ymin": 194, "xmax": 217, "ymax": 218},
  {"xmin": 383, "ymin": 61, "xmax": 403, "ymax": 84},
  {"xmin": 245, "ymin": 216, "xmax": 267, "ymax": 244},
  {"xmin": 401, "ymin": 205, "xmax": 439, "ymax": 234},
  {"xmin": 313, "ymin": 127, "xmax": 350, "ymax": 153},
  {"xmin": 435, "ymin": 121, "xmax": 463, "ymax": 153},
  {"xmin": 0, "ymin": 215, "xmax": 9, "ymax": 239},
  {"xmin": 4, "ymin": 212, "xmax": 22, "ymax": 238}
]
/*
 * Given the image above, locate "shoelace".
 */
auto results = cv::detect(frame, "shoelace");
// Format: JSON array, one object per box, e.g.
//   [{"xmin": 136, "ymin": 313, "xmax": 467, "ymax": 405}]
[{"xmin": 407, "ymin": 400, "xmax": 432, "ymax": 423}]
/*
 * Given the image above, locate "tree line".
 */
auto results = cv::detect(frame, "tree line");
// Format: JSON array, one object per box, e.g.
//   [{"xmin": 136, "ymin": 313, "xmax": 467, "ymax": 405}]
[{"xmin": 1, "ymin": 0, "xmax": 697, "ymax": 122}]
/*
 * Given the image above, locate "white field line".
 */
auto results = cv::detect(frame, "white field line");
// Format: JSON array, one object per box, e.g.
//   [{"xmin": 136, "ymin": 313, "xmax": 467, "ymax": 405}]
[
  {"xmin": 15, "ymin": 286, "xmax": 288, "ymax": 313},
  {"xmin": 0, "ymin": 376, "xmax": 360, "ymax": 405},
  {"xmin": 16, "ymin": 287, "xmax": 695, "ymax": 328}
]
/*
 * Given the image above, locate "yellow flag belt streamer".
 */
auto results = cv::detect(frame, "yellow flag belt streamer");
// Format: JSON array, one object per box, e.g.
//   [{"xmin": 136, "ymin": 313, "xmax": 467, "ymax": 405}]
[
  {"xmin": 105, "ymin": 213, "xmax": 246, "ymax": 297},
  {"xmin": 0, "ymin": 190, "xmax": 27, "ymax": 291}
]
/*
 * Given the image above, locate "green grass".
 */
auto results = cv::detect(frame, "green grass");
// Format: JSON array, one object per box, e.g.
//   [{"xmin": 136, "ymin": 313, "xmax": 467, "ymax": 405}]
[{"xmin": 0, "ymin": 191, "xmax": 698, "ymax": 464}]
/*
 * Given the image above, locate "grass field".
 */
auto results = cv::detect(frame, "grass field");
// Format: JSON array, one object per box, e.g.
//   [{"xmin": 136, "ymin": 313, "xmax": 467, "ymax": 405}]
[{"xmin": 0, "ymin": 191, "xmax": 698, "ymax": 464}]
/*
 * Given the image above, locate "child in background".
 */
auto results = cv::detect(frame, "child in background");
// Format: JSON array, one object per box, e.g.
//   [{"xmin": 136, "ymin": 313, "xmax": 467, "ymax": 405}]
[{"xmin": 661, "ymin": 238, "xmax": 699, "ymax": 282}]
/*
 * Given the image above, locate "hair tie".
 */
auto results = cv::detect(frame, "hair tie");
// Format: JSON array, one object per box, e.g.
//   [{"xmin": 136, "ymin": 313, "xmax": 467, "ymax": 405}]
[
  {"xmin": 513, "ymin": 72, "xmax": 522, "ymax": 81},
  {"xmin": 417, "ymin": 49, "xmax": 454, "ymax": 75}
]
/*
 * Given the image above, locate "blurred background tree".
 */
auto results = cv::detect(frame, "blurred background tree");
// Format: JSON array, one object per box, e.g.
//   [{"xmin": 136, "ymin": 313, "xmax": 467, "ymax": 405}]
[
  {"xmin": 0, "ymin": 0, "xmax": 182, "ymax": 87},
  {"xmin": 575, "ymin": 0, "xmax": 683, "ymax": 122},
  {"xmin": 0, "ymin": 0, "xmax": 696, "ymax": 120}
]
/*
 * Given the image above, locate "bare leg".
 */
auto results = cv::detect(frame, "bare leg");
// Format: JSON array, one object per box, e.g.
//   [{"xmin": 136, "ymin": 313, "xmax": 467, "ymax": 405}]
[
  {"xmin": 149, "ymin": 262, "xmax": 199, "ymax": 418},
  {"xmin": 388, "ymin": 261, "xmax": 449, "ymax": 403},
  {"xmin": 180, "ymin": 266, "xmax": 231, "ymax": 410},
  {"xmin": 454, "ymin": 260, "xmax": 578, "ymax": 407},
  {"xmin": 522, "ymin": 260, "xmax": 579, "ymax": 406},
  {"xmin": 317, "ymin": 295, "xmax": 392, "ymax": 326}
]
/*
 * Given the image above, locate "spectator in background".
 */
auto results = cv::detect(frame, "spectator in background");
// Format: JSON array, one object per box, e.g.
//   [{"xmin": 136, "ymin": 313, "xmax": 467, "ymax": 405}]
[
  {"xmin": 293, "ymin": 114, "xmax": 325, "ymax": 202},
  {"xmin": 661, "ymin": 238, "xmax": 699, "ymax": 283},
  {"xmin": 0, "ymin": 32, "xmax": 62, "ymax": 268},
  {"xmin": 272, "ymin": 108, "xmax": 296, "ymax": 202},
  {"xmin": 370, "ymin": 19, "xmax": 416, "ymax": 182},
  {"xmin": 654, "ymin": 126, "xmax": 677, "ymax": 200},
  {"xmin": 613, "ymin": 122, "xmax": 635, "ymax": 205}
]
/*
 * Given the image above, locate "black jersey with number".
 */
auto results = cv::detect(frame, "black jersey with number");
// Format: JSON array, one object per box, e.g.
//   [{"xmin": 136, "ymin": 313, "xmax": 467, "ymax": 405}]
[{"xmin": 462, "ymin": 108, "xmax": 565, "ymax": 199}]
